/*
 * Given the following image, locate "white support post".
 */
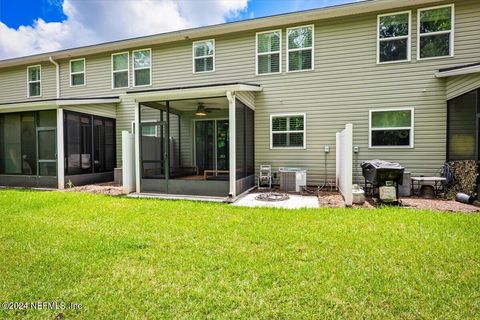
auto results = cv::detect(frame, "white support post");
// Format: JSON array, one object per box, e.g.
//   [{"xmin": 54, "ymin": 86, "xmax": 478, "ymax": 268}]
[
  {"xmin": 227, "ymin": 91, "xmax": 236, "ymax": 197},
  {"xmin": 134, "ymin": 103, "xmax": 141, "ymax": 193},
  {"xmin": 56, "ymin": 108, "xmax": 65, "ymax": 189}
]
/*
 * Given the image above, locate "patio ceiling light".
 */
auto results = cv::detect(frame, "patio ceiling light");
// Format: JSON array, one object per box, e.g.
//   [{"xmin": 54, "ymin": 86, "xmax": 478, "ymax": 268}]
[{"xmin": 195, "ymin": 104, "xmax": 207, "ymax": 116}]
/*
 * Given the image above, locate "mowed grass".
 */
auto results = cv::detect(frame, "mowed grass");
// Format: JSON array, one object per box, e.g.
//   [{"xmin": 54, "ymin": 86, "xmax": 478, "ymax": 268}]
[{"xmin": 0, "ymin": 190, "xmax": 479, "ymax": 319}]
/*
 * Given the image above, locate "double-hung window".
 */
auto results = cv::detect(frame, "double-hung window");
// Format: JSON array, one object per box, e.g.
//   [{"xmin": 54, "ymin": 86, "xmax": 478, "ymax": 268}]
[
  {"xmin": 270, "ymin": 114, "xmax": 306, "ymax": 149},
  {"xmin": 27, "ymin": 65, "xmax": 41, "ymax": 97},
  {"xmin": 133, "ymin": 49, "xmax": 151, "ymax": 86},
  {"xmin": 418, "ymin": 4, "xmax": 454, "ymax": 59},
  {"xmin": 112, "ymin": 52, "xmax": 129, "ymax": 89},
  {"xmin": 369, "ymin": 108, "xmax": 414, "ymax": 148},
  {"xmin": 256, "ymin": 30, "xmax": 281, "ymax": 75},
  {"xmin": 287, "ymin": 25, "xmax": 314, "ymax": 72},
  {"xmin": 377, "ymin": 11, "xmax": 411, "ymax": 63},
  {"xmin": 70, "ymin": 58, "xmax": 86, "ymax": 86},
  {"xmin": 193, "ymin": 40, "xmax": 215, "ymax": 73}
]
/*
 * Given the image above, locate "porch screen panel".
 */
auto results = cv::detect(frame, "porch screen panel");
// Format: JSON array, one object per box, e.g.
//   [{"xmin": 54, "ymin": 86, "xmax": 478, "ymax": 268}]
[
  {"xmin": 236, "ymin": 99, "xmax": 246, "ymax": 179},
  {"xmin": 66, "ymin": 113, "xmax": 82, "ymax": 174},
  {"xmin": 447, "ymin": 90, "xmax": 477, "ymax": 161},
  {"xmin": 104, "ymin": 119, "xmax": 115, "ymax": 172},
  {"xmin": 65, "ymin": 113, "xmax": 92, "ymax": 174},
  {"xmin": 140, "ymin": 105, "xmax": 164, "ymax": 179},
  {"xmin": 245, "ymin": 107, "xmax": 254, "ymax": 176},
  {"xmin": 0, "ymin": 111, "xmax": 57, "ymax": 176},
  {"xmin": 65, "ymin": 111, "xmax": 115, "ymax": 175},
  {"xmin": 235, "ymin": 98, "xmax": 254, "ymax": 179},
  {"xmin": 21, "ymin": 113, "xmax": 36, "ymax": 175},
  {"xmin": 1, "ymin": 114, "xmax": 21, "ymax": 174}
]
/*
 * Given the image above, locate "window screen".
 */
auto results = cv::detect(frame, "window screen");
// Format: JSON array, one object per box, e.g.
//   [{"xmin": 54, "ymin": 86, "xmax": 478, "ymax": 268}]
[{"xmin": 447, "ymin": 91, "xmax": 477, "ymax": 161}]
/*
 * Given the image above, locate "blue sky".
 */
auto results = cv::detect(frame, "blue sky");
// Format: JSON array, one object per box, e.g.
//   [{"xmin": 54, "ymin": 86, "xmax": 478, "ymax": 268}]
[{"xmin": 0, "ymin": 0, "xmax": 359, "ymax": 59}]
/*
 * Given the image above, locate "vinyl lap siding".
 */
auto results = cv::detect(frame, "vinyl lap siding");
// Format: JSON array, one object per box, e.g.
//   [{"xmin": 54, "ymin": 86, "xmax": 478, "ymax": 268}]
[
  {"xmin": 0, "ymin": 62, "xmax": 57, "ymax": 103},
  {"xmin": 446, "ymin": 73, "xmax": 480, "ymax": 100},
  {"xmin": 1, "ymin": 0, "xmax": 479, "ymax": 186}
]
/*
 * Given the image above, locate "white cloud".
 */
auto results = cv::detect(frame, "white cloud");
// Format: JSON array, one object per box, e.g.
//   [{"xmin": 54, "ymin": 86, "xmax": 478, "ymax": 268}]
[{"xmin": 0, "ymin": 0, "xmax": 249, "ymax": 59}]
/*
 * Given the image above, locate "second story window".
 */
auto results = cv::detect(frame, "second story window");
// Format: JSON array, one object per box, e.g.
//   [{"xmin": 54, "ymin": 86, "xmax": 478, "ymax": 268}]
[
  {"xmin": 193, "ymin": 40, "xmax": 215, "ymax": 73},
  {"xmin": 27, "ymin": 65, "xmax": 41, "ymax": 97},
  {"xmin": 133, "ymin": 49, "xmax": 151, "ymax": 86},
  {"xmin": 377, "ymin": 11, "xmax": 411, "ymax": 63},
  {"xmin": 112, "ymin": 52, "xmax": 129, "ymax": 89},
  {"xmin": 256, "ymin": 30, "xmax": 281, "ymax": 75},
  {"xmin": 287, "ymin": 25, "xmax": 313, "ymax": 72},
  {"xmin": 418, "ymin": 4, "xmax": 454, "ymax": 60},
  {"xmin": 70, "ymin": 58, "xmax": 86, "ymax": 86}
]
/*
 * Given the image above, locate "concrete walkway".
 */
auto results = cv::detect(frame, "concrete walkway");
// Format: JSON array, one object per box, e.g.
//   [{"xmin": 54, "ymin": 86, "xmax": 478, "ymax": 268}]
[{"xmin": 233, "ymin": 193, "xmax": 319, "ymax": 209}]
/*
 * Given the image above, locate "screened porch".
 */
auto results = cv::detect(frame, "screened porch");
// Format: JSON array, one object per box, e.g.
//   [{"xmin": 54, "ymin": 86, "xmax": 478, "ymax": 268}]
[{"xmin": 137, "ymin": 95, "xmax": 255, "ymax": 198}]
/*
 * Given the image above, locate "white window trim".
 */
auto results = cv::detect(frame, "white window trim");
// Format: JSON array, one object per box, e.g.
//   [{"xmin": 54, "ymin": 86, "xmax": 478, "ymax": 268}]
[
  {"xmin": 111, "ymin": 52, "xmax": 130, "ymax": 89},
  {"xmin": 132, "ymin": 48, "xmax": 152, "ymax": 87},
  {"xmin": 417, "ymin": 4, "xmax": 455, "ymax": 61},
  {"xmin": 286, "ymin": 24, "xmax": 314, "ymax": 73},
  {"xmin": 270, "ymin": 113, "xmax": 307, "ymax": 149},
  {"xmin": 27, "ymin": 65, "xmax": 42, "ymax": 98},
  {"xmin": 256, "ymin": 29, "xmax": 282, "ymax": 76},
  {"xmin": 69, "ymin": 58, "xmax": 86, "ymax": 87},
  {"xmin": 376, "ymin": 11, "xmax": 412, "ymax": 64},
  {"xmin": 192, "ymin": 39, "xmax": 215, "ymax": 74},
  {"xmin": 368, "ymin": 107, "xmax": 415, "ymax": 149},
  {"xmin": 131, "ymin": 120, "xmax": 158, "ymax": 137}
]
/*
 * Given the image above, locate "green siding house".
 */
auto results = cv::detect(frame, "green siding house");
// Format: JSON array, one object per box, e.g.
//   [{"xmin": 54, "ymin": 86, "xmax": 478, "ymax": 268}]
[{"xmin": 0, "ymin": 0, "xmax": 479, "ymax": 198}]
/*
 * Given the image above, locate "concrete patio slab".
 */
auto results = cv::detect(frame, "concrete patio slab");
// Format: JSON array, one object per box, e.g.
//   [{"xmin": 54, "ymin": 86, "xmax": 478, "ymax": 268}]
[{"xmin": 233, "ymin": 192, "xmax": 319, "ymax": 209}]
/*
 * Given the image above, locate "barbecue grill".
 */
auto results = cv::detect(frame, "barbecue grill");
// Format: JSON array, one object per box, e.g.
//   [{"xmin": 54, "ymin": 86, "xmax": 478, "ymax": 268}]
[{"xmin": 361, "ymin": 160, "xmax": 404, "ymax": 201}]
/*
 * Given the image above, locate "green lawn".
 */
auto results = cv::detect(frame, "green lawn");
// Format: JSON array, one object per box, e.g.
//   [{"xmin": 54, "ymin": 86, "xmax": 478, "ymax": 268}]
[{"xmin": 0, "ymin": 190, "xmax": 479, "ymax": 319}]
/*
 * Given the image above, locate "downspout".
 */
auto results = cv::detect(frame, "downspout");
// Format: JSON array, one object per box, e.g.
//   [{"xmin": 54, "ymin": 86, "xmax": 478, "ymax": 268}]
[{"xmin": 49, "ymin": 56, "xmax": 60, "ymax": 98}]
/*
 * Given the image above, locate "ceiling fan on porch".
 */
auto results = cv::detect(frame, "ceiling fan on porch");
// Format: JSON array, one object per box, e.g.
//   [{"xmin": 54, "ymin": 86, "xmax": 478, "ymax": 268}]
[{"xmin": 195, "ymin": 103, "xmax": 221, "ymax": 116}]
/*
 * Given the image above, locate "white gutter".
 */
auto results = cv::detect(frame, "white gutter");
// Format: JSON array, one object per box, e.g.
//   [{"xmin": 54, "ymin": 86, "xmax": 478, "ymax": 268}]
[
  {"xmin": 435, "ymin": 65, "xmax": 480, "ymax": 78},
  {"xmin": 49, "ymin": 56, "xmax": 60, "ymax": 98}
]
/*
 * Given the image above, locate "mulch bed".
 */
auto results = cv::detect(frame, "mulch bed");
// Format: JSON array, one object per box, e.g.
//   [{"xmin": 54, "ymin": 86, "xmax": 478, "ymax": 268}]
[
  {"xmin": 63, "ymin": 182, "xmax": 124, "ymax": 196},
  {"xmin": 318, "ymin": 191, "xmax": 479, "ymax": 213},
  {"xmin": 400, "ymin": 197, "xmax": 479, "ymax": 213}
]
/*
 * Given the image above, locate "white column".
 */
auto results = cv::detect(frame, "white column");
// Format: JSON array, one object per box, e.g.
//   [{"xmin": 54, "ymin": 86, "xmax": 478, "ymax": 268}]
[
  {"xmin": 134, "ymin": 103, "xmax": 141, "ymax": 193},
  {"xmin": 56, "ymin": 108, "xmax": 65, "ymax": 189},
  {"xmin": 227, "ymin": 91, "xmax": 236, "ymax": 197}
]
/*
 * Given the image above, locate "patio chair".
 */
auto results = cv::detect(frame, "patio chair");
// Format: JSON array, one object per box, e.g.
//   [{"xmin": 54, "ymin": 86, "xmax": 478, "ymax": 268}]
[{"xmin": 257, "ymin": 165, "xmax": 272, "ymax": 190}]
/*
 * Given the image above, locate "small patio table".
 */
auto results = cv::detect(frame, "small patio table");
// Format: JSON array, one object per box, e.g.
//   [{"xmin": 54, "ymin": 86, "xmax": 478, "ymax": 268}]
[{"xmin": 411, "ymin": 177, "xmax": 446, "ymax": 197}]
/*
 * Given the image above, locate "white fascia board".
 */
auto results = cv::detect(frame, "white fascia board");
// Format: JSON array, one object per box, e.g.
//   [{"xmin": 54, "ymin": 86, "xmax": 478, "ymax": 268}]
[
  {"xmin": 435, "ymin": 65, "xmax": 480, "ymax": 78},
  {"xmin": 132, "ymin": 84, "xmax": 262, "ymax": 103}
]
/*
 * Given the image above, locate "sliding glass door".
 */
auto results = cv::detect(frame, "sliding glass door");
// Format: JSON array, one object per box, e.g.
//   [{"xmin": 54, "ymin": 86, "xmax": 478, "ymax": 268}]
[{"xmin": 195, "ymin": 119, "xmax": 229, "ymax": 174}]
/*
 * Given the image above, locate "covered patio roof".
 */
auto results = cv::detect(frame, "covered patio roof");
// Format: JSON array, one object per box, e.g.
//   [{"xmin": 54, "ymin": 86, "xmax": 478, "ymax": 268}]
[{"xmin": 127, "ymin": 82, "xmax": 262, "ymax": 103}]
